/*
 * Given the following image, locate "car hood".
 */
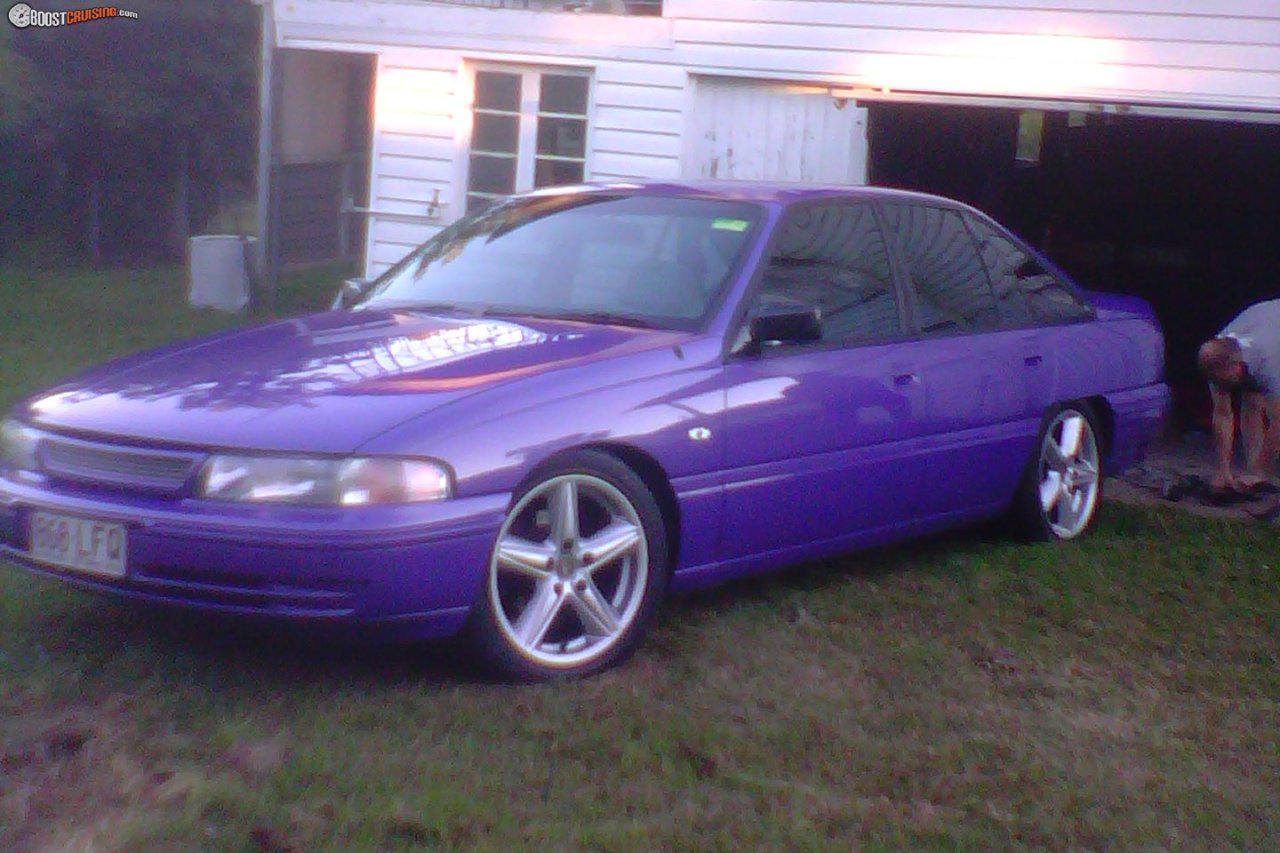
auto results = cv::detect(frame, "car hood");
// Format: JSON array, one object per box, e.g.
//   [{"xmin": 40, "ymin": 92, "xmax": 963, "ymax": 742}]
[{"xmin": 20, "ymin": 310, "xmax": 685, "ymax": 453}]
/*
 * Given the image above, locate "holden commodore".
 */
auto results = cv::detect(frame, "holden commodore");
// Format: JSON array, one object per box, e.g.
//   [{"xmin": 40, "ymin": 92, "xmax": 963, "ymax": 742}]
[{"xmin": 0, "ymin": 182, "xmax": 1169, "ymax": 680}]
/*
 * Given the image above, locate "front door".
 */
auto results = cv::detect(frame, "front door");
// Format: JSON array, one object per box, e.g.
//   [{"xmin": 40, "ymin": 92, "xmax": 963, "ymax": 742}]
[{"xmin": 720, "ymin": 200, "xmax": 923, "ymax": 560}]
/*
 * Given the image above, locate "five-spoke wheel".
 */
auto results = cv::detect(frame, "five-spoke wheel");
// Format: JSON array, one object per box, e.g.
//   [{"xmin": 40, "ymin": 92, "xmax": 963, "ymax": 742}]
[
  {"xmin": 1015, "ymin": 404, "xmax": 1103, "ymax": 541},
  {"xmin": 470, "ymin": 451, "xmax": 667, "ymax": 681}
]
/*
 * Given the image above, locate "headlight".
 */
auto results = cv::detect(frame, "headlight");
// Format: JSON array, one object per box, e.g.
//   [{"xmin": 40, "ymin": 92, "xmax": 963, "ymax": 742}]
[
  {"xmin": 0, "ymin": 419, "xmax": 41, "ymax": 473},
  {"xmin": 199, "ymin": 454, "xmax": 451, "ymax": 505}
]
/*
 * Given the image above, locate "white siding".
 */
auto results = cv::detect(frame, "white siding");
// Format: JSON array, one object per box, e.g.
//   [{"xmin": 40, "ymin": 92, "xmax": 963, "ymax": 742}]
[
  {"xmin": 354, "ymin": 56, "xmax": 686, "ymax": 275},
  {"xmin": 667, "ymin": 0, "xmax": 1280, "ymax": 110},
  {"xmin": 275, "ymin": 0, "xmax": 674, "ymax": 58},
  {"xmin": 278, "ymin": 5, "xmax": 688, "ymax": 276},
  {"xmin": 276, "ymin": 0, "xmax": 1280, "ymax": 275},
  {"xmin": 686, "ymin": 78, "xmax": 867, "ymax": 184},
  {"xmin": 591, "ymin": 63, "xmax": 685, "ymax": 181}
]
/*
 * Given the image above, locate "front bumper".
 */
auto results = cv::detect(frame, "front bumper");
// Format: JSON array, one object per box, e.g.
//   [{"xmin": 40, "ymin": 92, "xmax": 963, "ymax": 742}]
[{"xmin": 0, "ymin": 474, "xmax": 509, "ymax": 641}]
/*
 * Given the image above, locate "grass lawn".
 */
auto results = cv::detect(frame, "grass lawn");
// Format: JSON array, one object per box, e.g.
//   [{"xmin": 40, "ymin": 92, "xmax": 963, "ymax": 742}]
[{"xmin": 2, "ymin": 267, "xmax": 1279, "ymax": 850}]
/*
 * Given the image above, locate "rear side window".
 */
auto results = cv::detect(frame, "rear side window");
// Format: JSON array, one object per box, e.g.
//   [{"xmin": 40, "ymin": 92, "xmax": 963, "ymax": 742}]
[
  {"xmin": 881, "ymin": 204, "xmax": 1000, "ymax": 335},
  {"xmin": 756, "ymin": 202, "xmax": 902, "ymax": 344},
  {"xmin": 964, "ymin": 214, "xmax": 1093, "ymax": 324}
]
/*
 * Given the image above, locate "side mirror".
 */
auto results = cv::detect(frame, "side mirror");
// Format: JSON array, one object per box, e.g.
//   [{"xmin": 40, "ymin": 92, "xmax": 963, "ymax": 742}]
[
  {"xmin": 747, "ymin": 296, "xmax": 822, "ymax": 350},
  {"xmin": 331, "ymin": 277, "xmax": 370, "ymax": 310}
]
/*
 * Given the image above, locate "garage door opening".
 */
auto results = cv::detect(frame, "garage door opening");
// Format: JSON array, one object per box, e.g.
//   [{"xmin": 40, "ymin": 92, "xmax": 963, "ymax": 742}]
[{"xmin": 868, "ymin": 103, "xmax": 1280, "ymax": 429}]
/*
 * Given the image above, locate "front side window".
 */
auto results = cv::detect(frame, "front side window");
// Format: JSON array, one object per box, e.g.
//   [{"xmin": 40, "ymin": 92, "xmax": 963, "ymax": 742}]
[
  {"xmin": 964, "ymin": 213, "xmax": 1093, "ymax": 325},
  {"xmin": 881, "ymin": 204, "xmax": 1000, "ymax": 335},
  {"xmin": 752, "ymin": 202, "xmax": 902, "ymax": 344},
  {"xmin": 467, "ymin": 68, "xmax": 590, "ymax": 213},
  {"xmin": 361, "ymin": 193, "xmax": 761, "ymax": 329}
]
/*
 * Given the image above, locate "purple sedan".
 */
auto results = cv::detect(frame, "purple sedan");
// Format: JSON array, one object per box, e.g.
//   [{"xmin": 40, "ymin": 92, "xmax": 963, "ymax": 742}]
[{"xmin": 0, "ymin": 183, "xmax": 1168, "ymax": 680}]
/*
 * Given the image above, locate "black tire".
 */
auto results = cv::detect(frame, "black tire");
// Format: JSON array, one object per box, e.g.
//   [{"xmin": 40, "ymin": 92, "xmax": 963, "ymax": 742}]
[
  {"xmin": 467, "ymin": 449, "xmax": 668, "ymax": 682},
  {"xmin": 1011, "ymin": 402, "xmax": 1104, "ymax": 542}
]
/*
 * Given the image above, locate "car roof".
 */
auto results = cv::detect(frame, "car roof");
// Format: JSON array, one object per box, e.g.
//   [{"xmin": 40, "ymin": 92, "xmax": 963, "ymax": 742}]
[{"xmin": 524, "ymin": 179, "xmax": 970, "ymax": 208}]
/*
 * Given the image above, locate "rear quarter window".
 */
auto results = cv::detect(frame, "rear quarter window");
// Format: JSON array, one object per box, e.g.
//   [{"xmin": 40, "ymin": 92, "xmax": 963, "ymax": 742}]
[{"xmin": 964, "ymin": 213, "xmax": 1093, "ymax": 325}]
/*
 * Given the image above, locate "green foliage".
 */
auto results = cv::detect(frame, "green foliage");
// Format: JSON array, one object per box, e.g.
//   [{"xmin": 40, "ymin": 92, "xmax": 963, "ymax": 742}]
[
  {"xmin": 0, "ymin": 1, "xmax": 259, "ymax": 265},
  {"xmin": 0, "ymin": 29, "xmax": 38, "ymax": 127},
  {"xmin": 8, "ymin": 1, "xmax": 256, "ymax": 134}
]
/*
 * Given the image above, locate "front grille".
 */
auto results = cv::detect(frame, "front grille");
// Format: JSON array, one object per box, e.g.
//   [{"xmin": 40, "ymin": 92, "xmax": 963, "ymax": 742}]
[{"xmin": 40, "ymin": 436, "xmax": 205, "ymax": 495}]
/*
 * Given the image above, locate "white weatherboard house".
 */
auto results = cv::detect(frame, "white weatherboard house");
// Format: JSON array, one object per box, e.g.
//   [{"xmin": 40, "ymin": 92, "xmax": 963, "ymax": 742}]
[{"xmin": 259, "ymin": 0, "xmax": 1280, "ymax": 388}]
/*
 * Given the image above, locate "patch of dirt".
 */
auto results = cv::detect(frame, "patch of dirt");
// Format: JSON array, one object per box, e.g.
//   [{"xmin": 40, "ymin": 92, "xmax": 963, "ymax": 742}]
[
  {"xmin": 0, "ymin": 706, "xmax": 129, "ymax": 853},
  {"xmin": 223, "ymin": 739, "xmax": 286, "ymax": 779},
  {"xmin": 0, "ymin": 695, "xmax": 297, "ymax": 852},
  {"xmin": 1108, "ymin": 432, "xmax": 1280, "ymax": 523}
]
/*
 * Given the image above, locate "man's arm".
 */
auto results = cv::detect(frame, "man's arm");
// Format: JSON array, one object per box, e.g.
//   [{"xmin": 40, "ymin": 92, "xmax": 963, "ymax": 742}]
[
  {"xmin": 1240, "ymin": 392, "xmax": 1270, "ymax": 484},
  {"xmin": 1210, "ymin": 384, "xmax": 1237, "ymax": 490},
  {"xmin": 1260, "ymin": 395, "xmax": 1280, "ymax": 478}
]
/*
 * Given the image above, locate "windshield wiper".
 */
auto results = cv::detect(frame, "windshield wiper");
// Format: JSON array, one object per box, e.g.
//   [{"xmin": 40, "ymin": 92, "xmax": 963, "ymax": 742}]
[
  {"xmin": 365, "ymin": 300, "xmax": 491, "ymax": 316},
  {"xmin": 509, "ymin": 310, "xmax": 663, "ymax": 329},
  {"xmin": 369, "ymin": 301, "xmax": 665, "ymax": 329}
]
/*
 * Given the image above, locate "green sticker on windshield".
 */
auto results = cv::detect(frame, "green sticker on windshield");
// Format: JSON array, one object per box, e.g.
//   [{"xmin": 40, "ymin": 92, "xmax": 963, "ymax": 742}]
[{"xmin": 711, "ymin": 217, "xmax": 750, "ymax": 232}]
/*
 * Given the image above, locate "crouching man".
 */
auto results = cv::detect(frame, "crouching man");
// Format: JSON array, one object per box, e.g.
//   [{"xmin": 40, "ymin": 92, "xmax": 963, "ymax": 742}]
[{"xmin": 1197, "ymin": 299, "xmax": 1280, "ymax": 493}]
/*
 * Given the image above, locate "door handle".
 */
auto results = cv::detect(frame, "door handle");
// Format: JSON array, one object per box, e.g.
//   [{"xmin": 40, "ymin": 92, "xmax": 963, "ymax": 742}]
[
  {"xmin": 893, "ymin": 372, "xmax": 919, "ymax": 387},
  {"xmin": 1024, "ymin": 355, "xmax": 1043, "ymax": 367}
]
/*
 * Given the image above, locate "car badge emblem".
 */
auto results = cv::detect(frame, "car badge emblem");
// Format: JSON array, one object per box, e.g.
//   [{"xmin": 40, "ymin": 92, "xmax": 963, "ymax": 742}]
[{"xmin": 688, "ymin": 427, "xmax": 712, "ymax": 441}]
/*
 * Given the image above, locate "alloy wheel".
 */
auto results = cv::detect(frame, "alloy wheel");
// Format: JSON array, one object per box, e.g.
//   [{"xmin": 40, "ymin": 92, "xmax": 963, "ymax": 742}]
[
  {"xmin": 488, "ymin": 473, "xmax": 650, "ymax": 669},
  {"xmin": 1036, "ymin": 408, "xmax": 1101, "ymax": 539}
]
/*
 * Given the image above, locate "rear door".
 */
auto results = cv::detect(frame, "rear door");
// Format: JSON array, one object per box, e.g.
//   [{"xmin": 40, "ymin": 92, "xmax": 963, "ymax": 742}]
[
  {"xmin": 878, "ymin": 202, "xmax": 1038, "ymax": 519},
  {"xmin": 963, "ymin": 211, "xmax": 1097, "ymax": 413}
]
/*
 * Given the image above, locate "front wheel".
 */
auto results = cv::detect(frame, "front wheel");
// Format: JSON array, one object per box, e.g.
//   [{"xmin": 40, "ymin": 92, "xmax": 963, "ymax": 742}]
[
  {"xmin": 468, "ymin": 450, "xmax": 668, "ymax": 681},
  {"xmin": 1013, "ymin": 404, "xmax": 1103, "ymax": 541}
]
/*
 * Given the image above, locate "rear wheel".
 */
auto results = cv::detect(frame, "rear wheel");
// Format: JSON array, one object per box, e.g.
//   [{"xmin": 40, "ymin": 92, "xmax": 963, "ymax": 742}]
[
  {"xmin": 469, "ymin": 450, "xmax": 668, "ymax": 681},
  {"xmin": 1013, "ymin": 404, "xmax": 1103, "ymax": 541}
]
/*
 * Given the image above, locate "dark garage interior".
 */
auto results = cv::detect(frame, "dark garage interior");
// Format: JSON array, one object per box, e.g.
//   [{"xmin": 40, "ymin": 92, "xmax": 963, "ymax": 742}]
[{"xmin": 867, "ymin": 103, "xmax": 1280, "ymax": 430}]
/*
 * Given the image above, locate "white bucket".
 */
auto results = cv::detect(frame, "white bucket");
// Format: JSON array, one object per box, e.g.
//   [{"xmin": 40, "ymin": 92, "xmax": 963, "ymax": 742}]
[{"xmin": 188, "ymin": 235, "xmax": 255, "ymax": 312}]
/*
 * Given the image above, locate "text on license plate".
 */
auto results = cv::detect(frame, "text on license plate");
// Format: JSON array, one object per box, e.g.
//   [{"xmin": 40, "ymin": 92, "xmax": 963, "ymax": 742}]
[{"xmin": 29, "ymin": 511, "xmax": 127, "ymax": 578}]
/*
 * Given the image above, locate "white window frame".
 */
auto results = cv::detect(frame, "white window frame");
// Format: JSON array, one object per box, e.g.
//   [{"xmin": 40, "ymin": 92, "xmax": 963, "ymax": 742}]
[{"xmin": 465, "ymin": 64, "xmax": 592, "ymax": 212}]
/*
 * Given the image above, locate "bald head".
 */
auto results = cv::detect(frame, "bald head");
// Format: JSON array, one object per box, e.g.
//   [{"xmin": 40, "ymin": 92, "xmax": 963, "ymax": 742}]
[{"xmin": 1199, "ymin": 336, "xmax": 1245, "ymax": 387}]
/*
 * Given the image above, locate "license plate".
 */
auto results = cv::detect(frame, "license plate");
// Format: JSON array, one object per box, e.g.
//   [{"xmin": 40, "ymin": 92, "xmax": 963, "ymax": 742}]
[{"xmin": 28, "ymin": 511, "xmax": 127, "ymax": 579}]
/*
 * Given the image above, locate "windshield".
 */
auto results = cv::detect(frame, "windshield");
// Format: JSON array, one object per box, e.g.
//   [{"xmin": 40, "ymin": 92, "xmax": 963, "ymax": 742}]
[{"xmin": 358, "ymin": 193, "xmax": 763, "ymax": 329}]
